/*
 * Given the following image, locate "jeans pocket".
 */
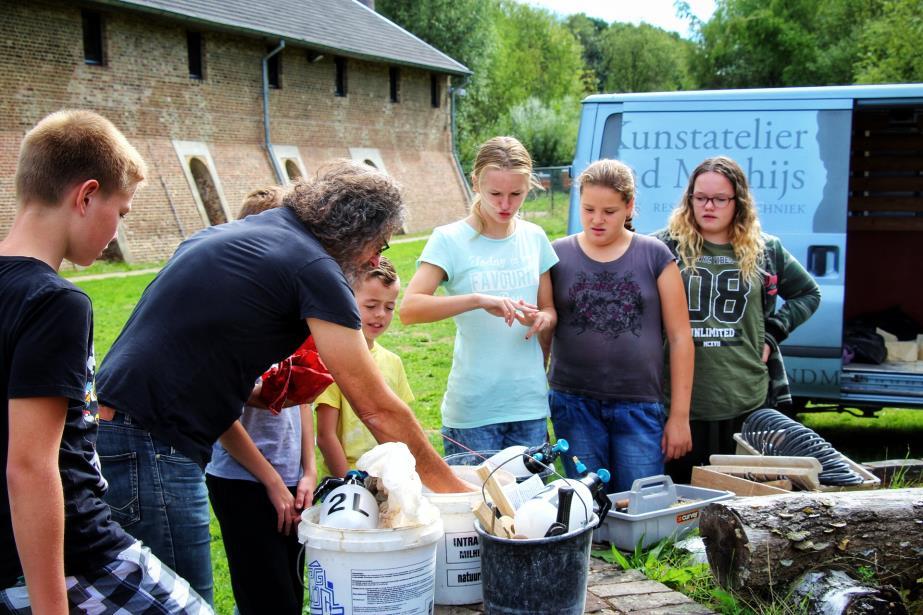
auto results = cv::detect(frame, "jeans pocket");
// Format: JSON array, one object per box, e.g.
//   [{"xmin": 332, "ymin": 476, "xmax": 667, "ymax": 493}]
[{"xmin": 99, "ymin": 451, "xmax": 140, "ymax": 528}]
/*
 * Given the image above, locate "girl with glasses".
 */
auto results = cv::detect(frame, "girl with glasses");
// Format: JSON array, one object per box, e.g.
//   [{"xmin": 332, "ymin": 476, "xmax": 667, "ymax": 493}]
[{"xmin": 655, "ymin": 156, "xmax": 821, "ymax": 482}]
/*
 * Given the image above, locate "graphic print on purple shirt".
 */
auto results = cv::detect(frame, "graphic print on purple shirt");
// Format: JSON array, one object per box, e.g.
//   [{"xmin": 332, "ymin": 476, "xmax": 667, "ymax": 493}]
[{"xmin": 567, "ymin": 270, "xmax": 644, "ymax": 338}]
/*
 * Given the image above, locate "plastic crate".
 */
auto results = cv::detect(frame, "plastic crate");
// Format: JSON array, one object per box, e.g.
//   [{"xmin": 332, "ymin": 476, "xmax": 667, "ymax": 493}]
[{"xmin": 592, "ymin": 475, "xmax": 733, "ymax": 550}]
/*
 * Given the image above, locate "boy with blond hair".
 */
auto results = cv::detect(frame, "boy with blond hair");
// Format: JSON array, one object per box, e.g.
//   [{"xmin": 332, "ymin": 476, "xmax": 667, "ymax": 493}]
[
  {"xmin": 0, "ymin": 110, "xmax": 210, "ymax": 614},
  {"xmin": 315, "ymin": 256, "xmax": 414, "ymax": 477}
]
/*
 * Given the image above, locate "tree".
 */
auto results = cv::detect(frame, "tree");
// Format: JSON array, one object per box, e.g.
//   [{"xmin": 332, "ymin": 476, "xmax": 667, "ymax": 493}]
[
  {"xmin": 688, "ymin": 0, "xmax": 888, "ymax": 89},
  {"xmin": 375, "ymin": 0, "xmax": 491, "ymax": 73},
  {"xmin": 600, "ymin": 23, "xmax": 694, "ymax": 93},
  {"xmin": 495, "ymin": 97, "xmax": 580, "ymax": 166},
  {"xmin": 377, "ymin": 1, "xmax": 589, "ymax": 169},
  {"xmin": 456, "ymin": 1, "xmax": 588, "ymax": 167},
  {"xmin": 691, "ymin": 0, "xmax": 818, "ymax": 88},
  {"xmin": 565, "ymin": 13, "xmax": 609, "ymax": 92},
  {"xmin": 855, "ymin": 0, "xmax": 923, "ymax": 83}
]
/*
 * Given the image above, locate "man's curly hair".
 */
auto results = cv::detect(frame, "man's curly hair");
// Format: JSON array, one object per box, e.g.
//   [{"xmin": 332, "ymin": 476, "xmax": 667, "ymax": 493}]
[{"xmin": 284, "ymin": 160, "xmax": 405, "ymax": 271}]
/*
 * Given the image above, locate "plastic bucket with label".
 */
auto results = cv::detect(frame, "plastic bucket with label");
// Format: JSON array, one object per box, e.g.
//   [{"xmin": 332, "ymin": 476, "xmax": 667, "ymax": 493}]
[
  {"xmin": 425, "ymin": 464, "xmax": 514, "ymax": 606},
  {"xmin": 299, "ymin": 506, "xmax": 443, "ymax": 615}
]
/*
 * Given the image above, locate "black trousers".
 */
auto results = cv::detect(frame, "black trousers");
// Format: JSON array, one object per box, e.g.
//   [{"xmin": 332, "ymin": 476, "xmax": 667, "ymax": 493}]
[
  {"xmin": 666, "ymin": 412, "xmax": 752, "ymax": 484},
  {"xmin": 206, "ymin": 474, "xmax": 304, "ymax": 615}
]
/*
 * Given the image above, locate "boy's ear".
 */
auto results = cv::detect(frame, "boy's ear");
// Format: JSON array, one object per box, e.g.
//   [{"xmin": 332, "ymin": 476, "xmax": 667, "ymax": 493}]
[
  {"xmin": 471, "ymin": 174, "xmax": 478, "ymax": 193},
  {"xmin": 73, "ymin": 179, "xmax": 101, "ymax": 215}
]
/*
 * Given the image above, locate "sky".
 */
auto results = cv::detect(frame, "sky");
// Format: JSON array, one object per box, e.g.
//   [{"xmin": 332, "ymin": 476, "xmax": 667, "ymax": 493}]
[{"xmin": 517, "ymin": 0, "xmax": 716, "ymax": 38}]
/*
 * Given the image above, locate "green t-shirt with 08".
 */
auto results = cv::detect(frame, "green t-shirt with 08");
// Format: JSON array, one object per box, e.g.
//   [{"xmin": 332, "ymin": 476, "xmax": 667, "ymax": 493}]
[{"xmin": 682, "ymin": 241, "xmax": 768, "ymax": 421}]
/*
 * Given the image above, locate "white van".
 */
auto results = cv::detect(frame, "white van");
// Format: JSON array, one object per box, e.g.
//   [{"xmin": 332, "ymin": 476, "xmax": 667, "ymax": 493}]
[{"xmin": 569, "ymin": 84, "xmax": 923, "ymax": 413}]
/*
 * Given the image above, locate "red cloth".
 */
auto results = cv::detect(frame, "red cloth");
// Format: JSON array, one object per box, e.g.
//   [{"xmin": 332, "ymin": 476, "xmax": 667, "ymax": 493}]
[{"xmin": 259, "ymin": 336, "xmax": 334, "ymax": 414}]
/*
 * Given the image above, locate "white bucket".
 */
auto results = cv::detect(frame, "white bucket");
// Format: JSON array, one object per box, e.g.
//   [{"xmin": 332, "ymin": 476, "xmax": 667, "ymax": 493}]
[
  {"xmin": 299, "ymin": 506, "xmax": 443, "ymax": 615},
  {"xmin": 425, "ymin": 465, "xmax": 514, "ymax": 606}
]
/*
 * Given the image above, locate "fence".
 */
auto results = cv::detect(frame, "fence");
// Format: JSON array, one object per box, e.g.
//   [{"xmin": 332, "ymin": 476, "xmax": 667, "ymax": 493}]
[{"xmin": 521, "ymin": 165, "xmax": 572, "ymax": 237}]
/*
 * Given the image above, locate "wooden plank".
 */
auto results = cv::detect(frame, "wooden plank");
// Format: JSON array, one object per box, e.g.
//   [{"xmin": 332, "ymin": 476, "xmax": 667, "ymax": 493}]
[
  {"xmin": 476, "ymin": 465, "xmax": 517, "ymax": 518},
  {"xmin": 850, "ymin": 175, "xmax": 923, "ymax": 192},
  {"xmin": 848, "ymin": 196, "xmax": 923, "ymax": 212},
  {"xmin": 691, "ymin": 467, "xmax": 790, "ymax": 496},
  {"xmin": 705, "ymin": 465, "xmax": 820, "ymax": 491},
  {"xmin": 709, "ymin": 454, "xmax": 822, "ymax": 472},
  {"xmin": 848, "ymin": 216, "xmax": 923, "ymax": 232},
  {"xmin": 473, "ymin": 501, "xmax": 496, "ymax": 536},
  {"xmin": 852, "ymin": 134, "xmax": 923, "ymax": 149},
  {"xmin": 496, "ymin": 516, "xmax": 515, "ymax": 538},
  {"xmin": 851, "ymin": 155, "xmax": 923, "ymax": 173},
  {"xmin": 733, "ymin": 433, "xmax": 881, "ymax": 491},
  {"xmin": 853, "ymin": 113, "xmax": 923, "ymax": 131}
]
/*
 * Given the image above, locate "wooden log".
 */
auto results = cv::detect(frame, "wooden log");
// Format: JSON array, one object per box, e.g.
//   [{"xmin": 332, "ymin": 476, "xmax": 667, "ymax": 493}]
[
  {"xmin": 788, "ymin": 570, "xmax": 907, "ymax": 614},
  {"xmin": 699, "ymin": 488, "xmax": 923, "ymax": 593}
]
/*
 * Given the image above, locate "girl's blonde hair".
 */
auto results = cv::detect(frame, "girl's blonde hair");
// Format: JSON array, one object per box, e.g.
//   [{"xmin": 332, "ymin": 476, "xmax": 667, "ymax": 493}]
[
  {"xmin": 469, "ymin": 136, "xmax": 541, "ymax": 234},
  {"xmin": 578, "ymin": 159, "xmax": 636, "ymax": 231},
  {"xmin": 667, "ymin": 156, "xmax": 765, "ymax": 281}
]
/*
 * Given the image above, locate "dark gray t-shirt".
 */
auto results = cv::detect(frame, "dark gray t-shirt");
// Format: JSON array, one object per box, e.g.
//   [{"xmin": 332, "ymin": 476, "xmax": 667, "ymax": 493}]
[
  {"xmin": 548, "ymin": 233, "xmax": 675, "ymax": 401},
  {"xmin": 97, "ymin": 208, "xmax": 360, "ymax": 467}
]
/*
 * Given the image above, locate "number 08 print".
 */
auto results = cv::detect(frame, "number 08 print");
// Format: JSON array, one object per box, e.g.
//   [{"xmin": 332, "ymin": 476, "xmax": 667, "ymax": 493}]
[{"xmin": 685, "ymin": 268, "xmax": 750, "ymax": 324}]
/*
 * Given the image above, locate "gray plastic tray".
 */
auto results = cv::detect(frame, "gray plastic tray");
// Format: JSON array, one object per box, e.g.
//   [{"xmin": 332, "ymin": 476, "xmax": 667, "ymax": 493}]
[{"xmin": 592, "ymin": 475, "xmax": 733, "ymax": 550}]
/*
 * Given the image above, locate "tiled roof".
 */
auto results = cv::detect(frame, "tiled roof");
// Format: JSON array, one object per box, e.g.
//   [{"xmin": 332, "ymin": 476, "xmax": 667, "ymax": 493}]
[{"xmin": 102, "ymin": 0, "xmax": 470, "ymax": 75}]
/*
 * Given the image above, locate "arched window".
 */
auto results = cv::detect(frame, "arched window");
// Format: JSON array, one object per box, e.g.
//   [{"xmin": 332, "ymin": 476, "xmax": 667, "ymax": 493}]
[
  {"xmin": 285, "ymin": 159, "xmax": 302, "ymax": 181},
  {"xmin": 189, "ymin": 157, "xmax": 226, "ymax": 225}
]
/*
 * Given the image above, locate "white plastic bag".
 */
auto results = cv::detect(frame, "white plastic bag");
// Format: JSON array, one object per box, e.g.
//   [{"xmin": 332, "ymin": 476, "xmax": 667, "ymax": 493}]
[{"xmin": 357, "ymin": 442, "xmax": 440, "ymax": 528}]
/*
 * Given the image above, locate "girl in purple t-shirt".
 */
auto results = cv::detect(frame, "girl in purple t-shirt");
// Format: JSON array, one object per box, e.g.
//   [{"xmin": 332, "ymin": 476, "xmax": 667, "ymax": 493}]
[{"xmin": 544, "ymin": 159, "xmax": 694, "ymax": 492}]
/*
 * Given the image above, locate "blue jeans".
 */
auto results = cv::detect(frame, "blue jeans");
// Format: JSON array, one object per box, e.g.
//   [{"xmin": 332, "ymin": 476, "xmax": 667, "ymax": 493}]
[
  {"xmin": 97, "ymin": 412, "xmax": 213, "ymax": 605},
  {"xmin": 441, "ymin": 418, "xmax": 548, "ymax": 457},
  {"xmin": 549, "ymin": 390, "xmax": 665, "ymax": 493}
]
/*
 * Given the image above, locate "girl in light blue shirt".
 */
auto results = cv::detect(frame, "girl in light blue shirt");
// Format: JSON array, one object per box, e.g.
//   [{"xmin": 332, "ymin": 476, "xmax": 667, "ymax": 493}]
[{"xmin": 400, "ymin": 136, "xmax": 558, "ymax": 456}]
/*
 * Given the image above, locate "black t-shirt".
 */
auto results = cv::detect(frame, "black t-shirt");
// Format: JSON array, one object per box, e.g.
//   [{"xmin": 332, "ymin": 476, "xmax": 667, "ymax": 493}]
[
  {"xmin": 1, "ymin": 257, "xmax": 131, "ymax": 586},
  {"xmin": 97, "ymin": 207, "xmax": 361, "ymax": 467}
]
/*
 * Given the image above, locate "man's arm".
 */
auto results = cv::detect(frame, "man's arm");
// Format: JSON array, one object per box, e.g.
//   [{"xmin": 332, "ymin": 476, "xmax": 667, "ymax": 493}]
[
  {"xmin": 7, "ymin": 397, "xmax": 69, "ymax": 615},
  {"xmin": 308, "ymin": 318, "xmax": 470, "ymax": 493}
]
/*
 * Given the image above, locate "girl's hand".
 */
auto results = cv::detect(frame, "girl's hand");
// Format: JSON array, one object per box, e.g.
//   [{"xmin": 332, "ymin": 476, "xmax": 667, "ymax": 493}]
[
  {"xmin": 661, "ymin": 416, "xmax": 692, "ymax": 461},
  {"xmin": 515, "ymin": 305, "xmax": 553, "ymax": 339},
  {"xmin": 762, "ymin": 343, "xmax": 771, "ymax": 363},
  {"xmin": 295, "ymin": 473, "xmax": 317, "ymax": 512},
  {"xmin": 478, "ymin": 295, "xmax": 537, "ymax": 326},
  {"xmin": 265, "ymin": 479, "xmax": 296, "ymax": 535}
]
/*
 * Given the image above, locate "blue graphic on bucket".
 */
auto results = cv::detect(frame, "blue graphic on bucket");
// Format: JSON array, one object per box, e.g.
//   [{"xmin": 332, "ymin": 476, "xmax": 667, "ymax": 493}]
[{"xmin": 309, "ymin": 561, "xmax": 345, "ymax": 615}]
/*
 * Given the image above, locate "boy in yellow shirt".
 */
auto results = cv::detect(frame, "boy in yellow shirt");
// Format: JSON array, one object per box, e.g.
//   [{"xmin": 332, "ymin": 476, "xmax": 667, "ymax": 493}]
[{"xmin": 315, "ymin": 256, "xmax": 414, "ymax": 477}]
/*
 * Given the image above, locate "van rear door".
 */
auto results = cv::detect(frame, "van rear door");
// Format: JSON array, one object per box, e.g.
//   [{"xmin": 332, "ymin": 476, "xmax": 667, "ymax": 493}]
[{"xmin": 570, "ymin": 96, "xmax": 853, "ymax": 404}]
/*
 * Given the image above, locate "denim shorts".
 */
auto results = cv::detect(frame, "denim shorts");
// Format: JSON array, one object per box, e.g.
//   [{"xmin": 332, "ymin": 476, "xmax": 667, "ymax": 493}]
[
  {"xmin": 549, "ymin": 390, "xmax": 665, "ymax": 493},
  {"xmin": 441, "ymin": 418, "xmax": 549, "ymax": 458}
]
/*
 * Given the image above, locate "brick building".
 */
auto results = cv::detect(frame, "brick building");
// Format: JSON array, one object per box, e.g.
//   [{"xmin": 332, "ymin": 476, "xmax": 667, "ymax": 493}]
[{"xmin": 0, "ymin": 0, "xmax": 471, "ymax": 263}]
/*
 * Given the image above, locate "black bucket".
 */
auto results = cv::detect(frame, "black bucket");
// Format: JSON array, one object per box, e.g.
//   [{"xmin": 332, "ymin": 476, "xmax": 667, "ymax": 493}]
[
  {"xmin": 443, "ymin": 450, "xmax": 555, "ymax": 483},
  {"xmin": 475, "ymin": 515, "xmax": 597, "ymax": 614}
]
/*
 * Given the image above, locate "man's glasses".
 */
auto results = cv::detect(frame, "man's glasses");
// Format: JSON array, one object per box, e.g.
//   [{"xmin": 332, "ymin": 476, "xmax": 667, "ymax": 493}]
[
  {"xmin": 377, "ymin": 241, "xmax": 390, "ymax": 254},
  {"xmin": 691, "ymin": 194, "xmax": 735, "ymax": 208}
]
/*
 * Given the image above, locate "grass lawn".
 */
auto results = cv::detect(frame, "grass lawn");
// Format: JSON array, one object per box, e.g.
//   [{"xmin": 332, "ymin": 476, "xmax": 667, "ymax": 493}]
[{"xmin": 74, "ymin": 198, "xmax": 923, "ymax": 614}]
